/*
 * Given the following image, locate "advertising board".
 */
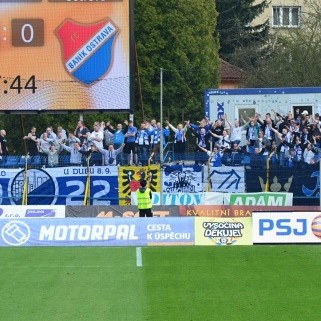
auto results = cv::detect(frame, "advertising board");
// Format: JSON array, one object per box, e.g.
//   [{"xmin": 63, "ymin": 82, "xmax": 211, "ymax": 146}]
[
  {"xmin": 195, "ymin": 217, "xmax": 252, "ymax": 246},
  {"xmin": 0, "ymin": 217, "xmax": 195, "ymax": 247},
  {"xmin": 0, "ymin": 0, "xmax": 131, "ymax": 111},
  {"xmin": 253, "ymin": 212, "xmax": 321, "ymax": 243},
  {"xmin": 0, "ymin": 205, "xmax": 65, "ymax": 218}
]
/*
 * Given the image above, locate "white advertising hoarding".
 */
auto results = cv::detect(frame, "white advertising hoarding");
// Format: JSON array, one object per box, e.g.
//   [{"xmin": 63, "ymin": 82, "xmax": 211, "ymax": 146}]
[
  {"xmin": 0, "ymin": 206, "xmax": 65, "ymax": 219},
  {"xmin": 253, "ymin": 212, "xmax": 321, "ymax": 243}
]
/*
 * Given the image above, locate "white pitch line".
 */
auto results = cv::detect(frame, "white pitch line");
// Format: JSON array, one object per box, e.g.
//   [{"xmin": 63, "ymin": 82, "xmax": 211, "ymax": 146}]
[
  {"xmin": 136, "ymin": 247, "xmax": 143, "ymax": 267},
  {"xmin": 0, "ymin": 266, "xmax": 115, "ymax": 269}
]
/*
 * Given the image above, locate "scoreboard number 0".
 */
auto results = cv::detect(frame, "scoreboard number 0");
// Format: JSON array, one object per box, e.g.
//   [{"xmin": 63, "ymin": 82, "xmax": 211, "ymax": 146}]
[
  {"xmin": 12, "ymin": 19, "xmax": 44, "ymax": 47},
  {"xmin": 21, "ymin": 24, "xmax": 34, "ymax": 43}
]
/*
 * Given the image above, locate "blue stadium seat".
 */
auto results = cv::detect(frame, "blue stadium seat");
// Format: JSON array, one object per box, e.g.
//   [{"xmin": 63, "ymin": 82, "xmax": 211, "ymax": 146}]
[
  {"xmin": 59, "ymin": 155, "xmax": 70, "ymax": 166},
  {"xmin": 30, "ymin": 155, "xmax": 42, "ymax": 167},
  {"xmin": 2, "ymin": 156, "xmax": 21, "ymax": 168},
  {"xmin": 17, "ymin": 156, "xmax": 31, "ymax": 167}
]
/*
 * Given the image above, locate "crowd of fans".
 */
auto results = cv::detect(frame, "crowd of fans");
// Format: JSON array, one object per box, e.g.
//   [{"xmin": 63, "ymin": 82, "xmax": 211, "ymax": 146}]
[
  {"xmin": 2, "ymin": 119, "xmax": 171, "ymax": 167},
  {"xmin": 195, "ymin": 108, "xmax": 321, "ymax": 169},
  {"xmin": 0, "ymin": 108, "xmax": 320, "ymax": 168}
]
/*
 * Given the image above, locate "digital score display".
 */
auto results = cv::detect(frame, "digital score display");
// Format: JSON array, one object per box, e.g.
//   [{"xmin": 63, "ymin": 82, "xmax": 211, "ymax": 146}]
[{"xmin": 0, "ymin": 0, "xmax": 131, "ymax": 112}]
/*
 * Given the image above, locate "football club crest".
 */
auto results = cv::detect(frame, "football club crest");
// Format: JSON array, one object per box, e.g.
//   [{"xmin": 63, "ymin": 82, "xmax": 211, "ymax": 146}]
[{"xmin": 56, "ymin": 18, "xmax": 119, "ymax": 86}]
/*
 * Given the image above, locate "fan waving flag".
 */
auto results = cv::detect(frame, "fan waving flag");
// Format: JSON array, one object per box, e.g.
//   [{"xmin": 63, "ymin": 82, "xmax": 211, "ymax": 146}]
[{"xmin": 56, "ymin": 17, "xmax": 119, "ymax": 86}]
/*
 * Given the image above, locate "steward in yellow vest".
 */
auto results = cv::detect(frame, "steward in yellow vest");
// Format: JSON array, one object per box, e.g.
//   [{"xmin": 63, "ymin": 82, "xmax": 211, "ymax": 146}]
[{"xmin": 137, "ymin": 179, "xmax": 153, "ymax": 217}]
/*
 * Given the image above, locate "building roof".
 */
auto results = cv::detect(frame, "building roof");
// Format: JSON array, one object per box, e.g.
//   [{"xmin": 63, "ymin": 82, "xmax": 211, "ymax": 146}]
[{"xmin": 220, "ymin": 59, "xmax": 244, "ymax": 81}]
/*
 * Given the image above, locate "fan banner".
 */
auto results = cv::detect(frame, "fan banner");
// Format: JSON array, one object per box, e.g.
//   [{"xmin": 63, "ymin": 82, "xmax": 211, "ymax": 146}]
[
  {"xmin": 245, "ymin": 167, "xmax": 320, "ymax": 206},
  {"xmin": 162, "ymin": 165, "xmax": 203, "ymax": 193},
  {"xmin": 0, "ymin": 167, "xmax": 119, "ymax": 206},
  {"xmin": 203, "ymin": 166, "xmax": 245, "ymax": 193},
  {"xmin": 118, "ymin": 165, "xmax": 161, "ymax": 205}
]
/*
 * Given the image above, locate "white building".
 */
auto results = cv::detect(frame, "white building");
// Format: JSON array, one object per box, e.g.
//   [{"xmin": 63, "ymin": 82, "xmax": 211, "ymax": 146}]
[{"xmin": 254, "ymin": 0, "xmax": 306, "ymax": 32}]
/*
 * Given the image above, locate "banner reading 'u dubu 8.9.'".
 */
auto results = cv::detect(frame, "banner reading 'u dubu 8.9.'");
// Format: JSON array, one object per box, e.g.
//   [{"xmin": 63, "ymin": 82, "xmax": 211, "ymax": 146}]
[
  {"xmin": 0, "ymin": 167, "xmax": 119, "ymax": 206},
  {"xmin": 0, "ymin": 218, "xmax": 195, "ymax": 247}
]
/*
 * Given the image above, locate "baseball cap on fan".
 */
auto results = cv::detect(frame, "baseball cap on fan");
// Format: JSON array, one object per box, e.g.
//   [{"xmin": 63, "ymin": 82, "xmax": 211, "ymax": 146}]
[{"xmin": 301, "ymin": 110, "xmax": 309, "ymax": 116}]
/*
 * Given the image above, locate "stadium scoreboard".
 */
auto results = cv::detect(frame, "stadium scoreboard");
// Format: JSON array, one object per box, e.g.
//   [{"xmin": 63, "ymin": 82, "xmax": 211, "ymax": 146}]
[{"xmin": 0, "ymin": 0, "xmax": 131, "ymax": 112}]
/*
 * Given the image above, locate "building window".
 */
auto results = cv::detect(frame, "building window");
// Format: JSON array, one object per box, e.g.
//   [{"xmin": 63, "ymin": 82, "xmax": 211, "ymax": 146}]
[{"xmin": 272, "ymin": 6, "xmax": 300, "ymax": 28}]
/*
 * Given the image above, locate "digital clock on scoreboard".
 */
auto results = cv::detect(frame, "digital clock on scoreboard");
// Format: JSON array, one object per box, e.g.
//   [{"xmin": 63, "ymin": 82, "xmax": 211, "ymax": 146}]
[{"xmin": 0, "ymin": 0, "xmax": 132, "ymax": 112}]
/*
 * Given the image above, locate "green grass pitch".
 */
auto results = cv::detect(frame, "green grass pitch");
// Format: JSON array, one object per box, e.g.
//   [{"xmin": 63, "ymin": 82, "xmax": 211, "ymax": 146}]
[{"xmin": 0, "ymin": 245, "xmax": 320, "ymax": 321}]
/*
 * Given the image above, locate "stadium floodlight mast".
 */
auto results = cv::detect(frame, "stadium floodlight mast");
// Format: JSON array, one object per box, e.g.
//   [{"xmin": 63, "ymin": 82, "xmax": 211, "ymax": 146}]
[{"xmin": 160, "ymin": 67, "xmax": 164, "ymax": 206}]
